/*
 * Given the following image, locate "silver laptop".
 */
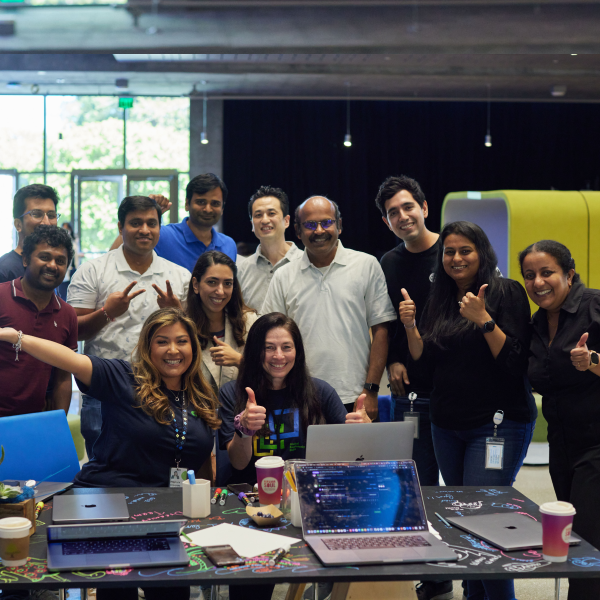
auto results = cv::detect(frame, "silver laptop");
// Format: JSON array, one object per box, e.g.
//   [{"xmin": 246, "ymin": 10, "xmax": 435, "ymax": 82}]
[
  {"xmin": 47, "ymin": 520, "xmax": 189, "ymax": 571},
  {"xmin": 52, "ymin": 493, "xmax": 130, "ymax": 524},
  {"xmin": 446, "ymin": 513, "xmax": 581, "ymax": 552},
  {"xmin": 295, "ymin": 460, "xmax": 458, "ymax": 566},
  {"xmin": 305, "ymin": 422, "xmax": 414, "ymax": 462}
]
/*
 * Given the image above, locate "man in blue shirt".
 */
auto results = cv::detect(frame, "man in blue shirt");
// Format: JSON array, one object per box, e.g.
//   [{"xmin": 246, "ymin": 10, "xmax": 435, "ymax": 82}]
[{"xmin": 154, "ymin": 173, "xmax": 236, "ymax": 272}]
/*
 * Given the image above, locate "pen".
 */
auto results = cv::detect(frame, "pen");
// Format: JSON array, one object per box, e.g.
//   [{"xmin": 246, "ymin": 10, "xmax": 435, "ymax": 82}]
[
  {"xmin": 181, "ymin": 531, "xmax": 193, "ymax": 543},
  {"xmin": 188, "ymin": 470, "xmax": 196, "ymax": 485},
  {"xmin": 435, "ymin": 512, "xmax": 452, "ymax": 528},
  {"xmin": 219, "ymin": 490, "xmax": 228, "ymax": 506},
  {"xmin": 284, "ymin": 471, "xmax": 297, "ymax": 493},
  {"xmin": 34, "ymin": 501, "xmax": 44, "ymax": 519},
  {"xmin": 211, "ymin": 488, "xmax": 222, "ymax": 504},
  {"xmin": 238, "ymin": 492, "xmax": 251, "ymax": 506},
  {"xmin": 268, "ymin": 546, "xmax": 290, "ymax": 566}
]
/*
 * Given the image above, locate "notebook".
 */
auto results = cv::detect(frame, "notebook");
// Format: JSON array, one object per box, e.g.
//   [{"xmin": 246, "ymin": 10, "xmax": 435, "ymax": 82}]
[
  {"xmin": 295, "ymin": 460, "xmax": 458, "ymax": 566},
  {"xmin": 47, "ymin": 520, "xmax": 189, "ymax": 571},
  {"xmin": 305, "ymin": 422, "xmax": 414, "ymax": 462},
  {"xmin": 446, "ymin": 512, "xmax": 581, "ymax": 552},
  {"xmin": 52, "ymin": 493, "xmax": 130, "ymax": 524}
]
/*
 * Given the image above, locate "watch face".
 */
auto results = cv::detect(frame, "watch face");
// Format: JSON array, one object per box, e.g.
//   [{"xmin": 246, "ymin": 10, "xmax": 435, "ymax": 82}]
[{"xmin": 592, "ymin": 353, "xmax": 599, "ymax": 366}]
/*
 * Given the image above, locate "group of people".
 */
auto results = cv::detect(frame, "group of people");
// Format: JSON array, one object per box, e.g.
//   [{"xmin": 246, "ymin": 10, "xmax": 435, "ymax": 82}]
[{"xmin": 0, "ymin": 173, "xmax": 598, "ymax": 600}]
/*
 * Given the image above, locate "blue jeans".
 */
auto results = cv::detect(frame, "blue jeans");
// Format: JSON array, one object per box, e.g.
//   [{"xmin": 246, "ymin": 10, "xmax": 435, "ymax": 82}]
[
  {"xmin": 81, "ymin": 394, "xmax": 102, "ymax": 460},
  {"xmin": 432, "ymin": 418, "xmax": 534, "ymax": 600},
  {"xmin": 391, "ymin": 395, "xmax": 439, "ymax": 486}
]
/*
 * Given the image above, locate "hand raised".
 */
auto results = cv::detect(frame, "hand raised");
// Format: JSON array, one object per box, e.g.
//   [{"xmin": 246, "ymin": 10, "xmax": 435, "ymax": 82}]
[
  {"xmin": 152, "ymin": 280, "xmax": 181, "ymax": 310},
  {"xmin": 209, "ymin": 337, "xmax": 242, "ymax": 367},
  {"xmin": 104, "ymin": 281, "xmax": 145, "ymax": 320},
  {"xmin": 149, "ymin": 194, "xmax": 172, "ymax": 215},
  {"xmin": 345, "ymin": 394, "xmax": 372, "ymax": 424},
  {"xmin": 570, "ymin": 332, "xmax": 591, "ymax": 371},
  {"xmin": 399, "ymin": 288, "xmax": 416, "ymax": 326},
  {"xmin": 241, "ymin": 387, "xmax": 267, "ymax": 431},
  {"xmin": 459, "ymin": 284, "xmax": 489, "ymax": 325}
]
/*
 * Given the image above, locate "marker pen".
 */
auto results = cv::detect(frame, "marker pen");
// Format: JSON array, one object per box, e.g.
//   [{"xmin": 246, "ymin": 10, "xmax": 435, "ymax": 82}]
[
  {"xmin": 219, "ymin": 489, "xmax": 228, "ymax": 506},
  {"xmin": 188, "ymin": 470, "xmax": 196, "ymax": 485},
  {"xmin": 238, "ymin": 492, "xmax": 251, "ymax": 506},
  {"xmin": 268, "ymin": 546, "xmax": 290, "ymax": 566},
  {"xmin": 211, "ymin": 488, "xmax": 222, "ymax": 504}
]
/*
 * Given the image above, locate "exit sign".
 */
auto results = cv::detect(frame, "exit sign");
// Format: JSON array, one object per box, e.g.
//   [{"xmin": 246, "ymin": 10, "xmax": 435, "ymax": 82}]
[{"xmin": 119, "ymin": 97, "xmax": 133, "ymax": 109}]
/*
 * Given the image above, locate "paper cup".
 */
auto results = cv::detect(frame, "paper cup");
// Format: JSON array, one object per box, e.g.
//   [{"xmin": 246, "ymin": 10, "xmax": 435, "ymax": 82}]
[
  {"xmin": 255, "ymin": 456, "xmax": 285, "ymax": 507},
  {"xmin": 539, "ymin": 501, "xmax": 576, "ymax": 562},
  {"xmin": 0, "ymin": 517, "xmax": 31, "ymax": 567}
]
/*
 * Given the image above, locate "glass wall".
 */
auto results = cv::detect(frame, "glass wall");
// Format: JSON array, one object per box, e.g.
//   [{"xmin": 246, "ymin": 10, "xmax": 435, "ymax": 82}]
[{"xmin": 0, "ymin": 95, "xmax": 190, "ymax": 251}]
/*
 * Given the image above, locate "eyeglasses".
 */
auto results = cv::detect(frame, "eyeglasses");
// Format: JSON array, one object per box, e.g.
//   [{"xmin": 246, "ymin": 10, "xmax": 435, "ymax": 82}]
[
  {"xmin": 18, "ymin": 210, "xmax": 60, "ymax": 221},
  {"xmin": 301, "ymin": 219, "xmax": 336, "ymax": 231}
]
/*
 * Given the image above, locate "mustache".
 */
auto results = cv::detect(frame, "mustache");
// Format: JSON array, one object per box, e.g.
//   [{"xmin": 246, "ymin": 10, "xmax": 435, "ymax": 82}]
[{"xmin": 309, "ymin": 232, "xmax": 332, "ymax": 243}]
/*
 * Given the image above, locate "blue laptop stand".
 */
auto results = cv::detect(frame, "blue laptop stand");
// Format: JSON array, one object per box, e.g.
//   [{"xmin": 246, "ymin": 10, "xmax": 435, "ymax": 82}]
[{"xmin": 0, "ymin": 410, "xmax": 80, "ymax": 482}]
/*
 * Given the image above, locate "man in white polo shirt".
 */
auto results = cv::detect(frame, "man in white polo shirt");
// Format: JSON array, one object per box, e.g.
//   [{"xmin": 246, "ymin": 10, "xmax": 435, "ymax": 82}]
[
  {"xmin": 68, "ymin": 195, "xmax": 190, "ymax": 458},
  {"xmin": 262, "ymin": 196, "xmax": 396, "ymax": 419},
  {"xmin": 237, "ymin": 185, "xmax": 302, "ymax": 311}
]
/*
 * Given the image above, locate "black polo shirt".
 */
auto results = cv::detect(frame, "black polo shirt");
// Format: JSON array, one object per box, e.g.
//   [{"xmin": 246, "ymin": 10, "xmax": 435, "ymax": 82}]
[{"xmin": 0, "ymin": 250, "xmax": 24, "ymax": 285}]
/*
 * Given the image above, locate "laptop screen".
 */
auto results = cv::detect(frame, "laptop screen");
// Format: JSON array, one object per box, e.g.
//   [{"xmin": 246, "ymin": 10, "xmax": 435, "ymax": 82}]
[{"xmin": 295, "ymin": 460, "xmax": 427, "ymax": 535}]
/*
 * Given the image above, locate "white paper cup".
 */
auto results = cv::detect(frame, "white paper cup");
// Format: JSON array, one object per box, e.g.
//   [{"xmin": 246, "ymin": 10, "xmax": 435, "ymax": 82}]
[{"xmin": 0, "ymin": 517, "xmax": 31, "ymax": 567}]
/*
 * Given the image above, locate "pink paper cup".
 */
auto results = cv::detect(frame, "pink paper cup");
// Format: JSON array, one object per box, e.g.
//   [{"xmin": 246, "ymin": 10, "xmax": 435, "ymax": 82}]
[
  {"xmin": 539, "ymin": 501, "xmax": 576, "ymax": 562},
  {"xmin": 255, "ymin": 456, "xmax": 285, "ymax": 507}
]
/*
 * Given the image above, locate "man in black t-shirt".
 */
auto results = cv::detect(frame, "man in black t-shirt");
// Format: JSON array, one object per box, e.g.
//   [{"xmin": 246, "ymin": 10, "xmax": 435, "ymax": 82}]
[{"xmin": 376, "ymin": 176, "xmax": 450, "ymax": 600}]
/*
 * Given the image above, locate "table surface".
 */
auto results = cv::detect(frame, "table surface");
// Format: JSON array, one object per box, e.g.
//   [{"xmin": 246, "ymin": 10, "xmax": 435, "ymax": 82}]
[{"xmin": 2, "ymin": 485, "xmax": 600, "ymax": 590}]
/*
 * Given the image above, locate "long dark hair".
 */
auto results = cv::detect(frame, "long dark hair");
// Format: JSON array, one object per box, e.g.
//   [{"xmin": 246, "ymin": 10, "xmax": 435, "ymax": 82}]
[
  {"xmin": 186, "ymin": 250, "xmax": 255, "ymax": 350},
  {"xmin": 518, "ymin": 240, "xmax": 581, "ymax": 284},
  {"xmin": 234, "ymin": 313, "xmax": 325, "ymax": 437},
  {"xmin": 421, "ymin": 221, "xmax": 503, "ymax": 347}
]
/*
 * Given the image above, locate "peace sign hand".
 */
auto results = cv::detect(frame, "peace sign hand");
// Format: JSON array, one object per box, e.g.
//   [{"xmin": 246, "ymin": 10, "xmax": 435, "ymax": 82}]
[
  {"xmin": 152, "ymin": 280, "xmax": 182, "ymax": 310},
  {"xmin": 104, "ymin": 281, "xmax": 146, "ymax": 320}
]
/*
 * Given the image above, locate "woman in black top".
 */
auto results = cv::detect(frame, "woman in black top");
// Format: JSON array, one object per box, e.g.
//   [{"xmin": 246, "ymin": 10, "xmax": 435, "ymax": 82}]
[
  {"xmin": 520, "ymin": 240, "xmax": 600, "ymax": 600},
  {"xmin": 0, "ymin": 308, "xmax": 220, "ymax": 600},
  {"xmin": 400, "ymin": 221, "xmax": 536, "ymax": 600}
]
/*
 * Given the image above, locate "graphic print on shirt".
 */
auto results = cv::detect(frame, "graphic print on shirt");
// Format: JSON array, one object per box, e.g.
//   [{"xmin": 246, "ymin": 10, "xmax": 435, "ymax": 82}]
[{"xmin": 253, "ymin": 408, "xmax": 302, "ymax": 456}]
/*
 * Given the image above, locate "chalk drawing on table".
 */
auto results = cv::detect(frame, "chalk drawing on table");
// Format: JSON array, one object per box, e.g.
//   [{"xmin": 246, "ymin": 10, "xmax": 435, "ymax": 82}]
[
  {"xmin": 571, "ymin": 557, "xmax": 600, "ymax": 568},
  {"xmin": 503, "ymin": 560, "xmax": 551, "ymax": 572},
  {"xmin": 516, "ymin": 512, "xmax": 537, "ymax": 521},
  {"xmin": 475, "ymin": 489, "xmax": 508, "ymax": 497},
  {"xmin": 129, "ymin": 510, "xmax": 183, "ymax": 521},
  {"xmin": 490, "ymin": 503, "xmax": 521, "ymax": 510},
  {"xmin": 0, "ymin": 558, "xmax": 72, "ymax": 584},
  {"xmin": 460, "ymin": 534, "xmax": 498, "ymax": 552},
  {"xmin": 127, "ymin": 492, "xmax": 158, "ymax": 504},
  {"xmin": 106, "ymin": 568, "xmax": 133, "ymax": 576},
  {"xmin": 443, "ymin": 545, "xmax": 502, "ymax": 566},
  {"xmin": 446, "ymin": 501, "xmax": 483, "ymax": 511},
  {"xmin": 500, "ymin": 549, "xmax": 542, "ymax": 562}
]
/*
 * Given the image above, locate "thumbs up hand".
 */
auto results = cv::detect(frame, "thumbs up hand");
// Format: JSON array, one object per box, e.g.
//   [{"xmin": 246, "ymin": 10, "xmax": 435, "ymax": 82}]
[
  {"xmin": 241, "ymin": 387, "xmax": 267, "ymax": 431},
  {"xmin": 460, "ymin": 284, "xmax": 491, "ymax": 326},
  {"xmin": 399, "ymin": 288, "xmax": 417, "ymax": 327},
  {"xmin": 570, "ymin": 332, "xmax": 591, "ymax": 371},
  {"xmin": 345, "ymin": 394, "xmax": 372, "ymax": 424},
  {"xmin": 209, "ymin": 337, "xmax": 242, "ymax": 367}
]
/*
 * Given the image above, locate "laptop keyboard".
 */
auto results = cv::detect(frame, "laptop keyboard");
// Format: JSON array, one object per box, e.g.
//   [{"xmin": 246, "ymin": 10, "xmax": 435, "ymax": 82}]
[
  {"xmin": 62, "ymin": 538, "xmax": 170, "ymax": 555},
  {"xmin": 323, "ymin": 535, "xmax": 431, "ymax": 551}
]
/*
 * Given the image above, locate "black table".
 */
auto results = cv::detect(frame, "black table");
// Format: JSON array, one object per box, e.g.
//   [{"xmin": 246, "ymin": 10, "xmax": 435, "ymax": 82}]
[{"xmin": 2, "ymin": 486, "xmax": 599, "ymax": 597}]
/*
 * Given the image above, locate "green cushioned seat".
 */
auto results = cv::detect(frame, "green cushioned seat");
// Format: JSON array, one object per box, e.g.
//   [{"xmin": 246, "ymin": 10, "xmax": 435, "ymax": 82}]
[{"xmin": 67, "ymin": 414, "xmax": 85, "ymax": 461}]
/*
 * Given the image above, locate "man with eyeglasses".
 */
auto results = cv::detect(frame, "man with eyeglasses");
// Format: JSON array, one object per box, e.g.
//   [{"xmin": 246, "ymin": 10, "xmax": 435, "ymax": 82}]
[
  {"xmin": 262, "ymin": 196, "xmax": 396, "ymax": 420},
  {"xmin": 0, "ymin": 184, "xmax": 60, "ymax": 284}
]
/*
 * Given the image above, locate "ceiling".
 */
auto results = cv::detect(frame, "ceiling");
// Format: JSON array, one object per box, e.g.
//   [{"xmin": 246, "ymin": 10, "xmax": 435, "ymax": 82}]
[{"xmin": 1, "ymin": 1, "xmax": 600, "ymax": 101}]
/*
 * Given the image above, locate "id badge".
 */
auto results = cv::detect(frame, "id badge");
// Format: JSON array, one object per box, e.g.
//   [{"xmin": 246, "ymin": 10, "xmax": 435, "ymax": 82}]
[
  {"xmin": 485, "ymin": 437, "xmax": 505, "ymax": 470},
  {"xmin": 169, "ymin": 467, "xmax": 188, "ymax": 488},
  {"xmin": 403, "ymin": 412, "xmax": 420, "ymax": 439}
]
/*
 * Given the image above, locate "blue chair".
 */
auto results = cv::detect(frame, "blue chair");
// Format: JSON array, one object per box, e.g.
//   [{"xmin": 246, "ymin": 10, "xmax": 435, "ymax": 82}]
[
  {"xmin": 0, "ymin": 410, "xmax": 81, "ymax": 482},
  {"xmin": 378, "ymin": 395, "xmax": 392, "ymax": 423}
]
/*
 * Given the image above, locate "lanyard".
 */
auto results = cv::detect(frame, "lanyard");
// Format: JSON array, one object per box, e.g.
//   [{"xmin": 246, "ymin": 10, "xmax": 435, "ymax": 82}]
[{"xmin": 169, "ymin": 390, "xmax": 188, "ymax": 468}]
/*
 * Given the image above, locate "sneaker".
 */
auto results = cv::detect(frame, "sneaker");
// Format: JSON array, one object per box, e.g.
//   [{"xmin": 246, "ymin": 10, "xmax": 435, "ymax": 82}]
[{"xmin": 415, "ymin": 580, "xmax": 453, "ymax": 600}]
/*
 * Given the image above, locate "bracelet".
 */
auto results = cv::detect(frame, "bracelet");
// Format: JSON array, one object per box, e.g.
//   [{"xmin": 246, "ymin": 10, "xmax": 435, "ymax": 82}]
[
  {"xmin": 404, "ymin": 320, "xmax": 416, "ymax": 330},
  {"xmin": 101, "ymin": 307, "xmax": 115, "ymax": 323},
  {"xmin": 12, "ymin": 330, "xmax": 23, "ymax": 362},
  {"xmin": 234, "ymin": 412, "xmax": 257, "ymax": 437}
]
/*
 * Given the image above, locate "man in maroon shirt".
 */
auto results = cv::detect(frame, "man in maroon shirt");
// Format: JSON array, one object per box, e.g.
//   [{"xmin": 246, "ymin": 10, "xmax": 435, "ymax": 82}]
[{"xmin": 0, "ymin": 225, "xmax": 77, "ymax": 417}]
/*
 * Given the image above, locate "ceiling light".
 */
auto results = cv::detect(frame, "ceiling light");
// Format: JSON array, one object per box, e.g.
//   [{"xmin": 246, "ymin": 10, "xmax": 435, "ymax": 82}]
[
  {"xmin": 344, "ymin": 82, "xmax": 352, "ymax": 148},
  {"xmin": 485, "ymin": 84, "xmax": 492, "ymax": 148},
  {"xmin": 571, "ymin": 53, "xmax": 578, "ymax": 56},
  {"xmin": 56, "ymin": 79, "xmax": 65, "ymax": 84},
  {"xmin": 201, "ymin": 81, "xmax": 209, "ymax": 145},
  {"xmin": 551, "ymin": 85, "xmax": 567, "ymax": 98},
  {"xmin": 37, "ymin": 71, "xmax": 46, "ymax": 76},
  {"xmin": 344, "ymin": 134, "xmax": 352, "ymax": 147}
]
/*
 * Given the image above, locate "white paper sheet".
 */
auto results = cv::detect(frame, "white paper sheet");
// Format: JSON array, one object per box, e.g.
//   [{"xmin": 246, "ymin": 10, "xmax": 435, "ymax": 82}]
[{"xmin": 182, "ymin": 523, "xmax": 302, "ymax": 558}]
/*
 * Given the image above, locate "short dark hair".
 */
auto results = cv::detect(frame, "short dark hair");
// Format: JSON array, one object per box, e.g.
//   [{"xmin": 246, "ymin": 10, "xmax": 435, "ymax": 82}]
[
  {"xmin": 186, "ymin": 173, "xmax": 228, "ymax": 204},
  {"xmin": 518, "ymin": 240, "xmax": 581, "ymax": 284},
  {"xmin": 248, "ymin": 186, "xmax": 290, "ymax": 219},
  {"xmin": 117, "ymin": 196, "xmax": 162, "ymax": 226},
  {"xmin": 374, "ymin": 175, "xmax": 426, "ymax": 217},
  {"xmin": 294, "ymin": 196, "xmax": 342, "ymax": 233},
  {"xmin": 13, "ymin": 184, "xmax": 59, "ymax": 219},
  {"xmin": 22, "ymin": 225, "xmax": 74, "ymax": 266}
]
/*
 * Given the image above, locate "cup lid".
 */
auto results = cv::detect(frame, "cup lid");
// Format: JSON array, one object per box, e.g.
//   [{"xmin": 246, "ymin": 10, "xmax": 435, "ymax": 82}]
[
  {"xmin": 0, "ymin": 517, "xmax": 31, "ymax": 530},
  {"xmin": 539, "ymin": 501, "xmax": 576, "ymax": 516},
  {"xmin": 255, "ymin": 456, "xmax": 285, "ymax": 468}
]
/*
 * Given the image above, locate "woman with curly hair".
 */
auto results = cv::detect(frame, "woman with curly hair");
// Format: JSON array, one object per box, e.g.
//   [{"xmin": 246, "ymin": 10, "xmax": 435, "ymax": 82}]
[{"xmin": 187, "ymin": 250, "xmax": 257, "ymax": 395}]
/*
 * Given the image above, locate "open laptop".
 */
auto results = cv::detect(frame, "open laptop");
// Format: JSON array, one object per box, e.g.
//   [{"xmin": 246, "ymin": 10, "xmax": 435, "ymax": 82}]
[
  {"xmin": 305, "ymin": 422, "xmax": 414, "ymax": 462},
  {"xmin": 52, "ymin": 493, "xmax": 130, "ymax": 524},
  {"xmin": 446, "ymin": 513, "xmax": 581, "ymax": 552},
  {"xmin": 47, "ymin": 520, "xmax": 189, "ymax": 571},
  {"xmin": 295, "ymin": 460, "xmax": 458, "ymax": 566}
]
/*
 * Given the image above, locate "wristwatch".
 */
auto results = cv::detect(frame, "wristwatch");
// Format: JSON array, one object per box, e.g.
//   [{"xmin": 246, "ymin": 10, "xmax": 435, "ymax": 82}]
[
  {"xmin": 479, "ymin": 320, "xmax": 496, "ymax": 334},
  {"xmin": 590, "ymin": 351, "xmax": 599, "ymax": 370},
  {"xmin": 364, "ymin": 383, "xmax": 380, "ymax": 393}
]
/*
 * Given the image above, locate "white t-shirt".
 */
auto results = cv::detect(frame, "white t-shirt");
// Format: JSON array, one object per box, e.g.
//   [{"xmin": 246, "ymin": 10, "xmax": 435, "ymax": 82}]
[
  {"xmin": 261, "ymin": 241, "xmax": 396, "ymax": 404},
  {"xmin": 67, "ymin": 246, "xmax": 191, "ymax": 360}
]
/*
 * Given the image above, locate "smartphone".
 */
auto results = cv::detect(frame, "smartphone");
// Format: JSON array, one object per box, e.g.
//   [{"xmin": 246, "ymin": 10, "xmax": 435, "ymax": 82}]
[
  {"xmin": 227, "ymin": 483, "xmax": 253, "ymax": 495},
  {"xmin": 203, "ymin": 544, "xmax": 245, "ymax": 567}
]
